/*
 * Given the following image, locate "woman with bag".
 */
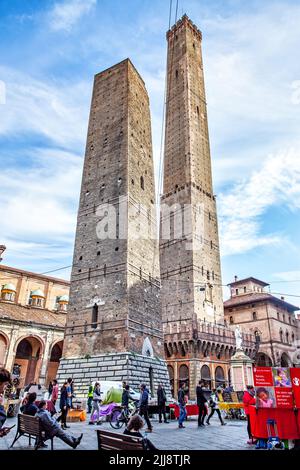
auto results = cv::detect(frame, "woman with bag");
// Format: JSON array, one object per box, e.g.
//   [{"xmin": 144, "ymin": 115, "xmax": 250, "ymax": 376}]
[
  {"xmin": 88, "ymin": 382, "xmax": 102, "ymax": 425},
  {"xmin": 206, "ymin": 389, "xmax": 226, "ymax": 425}
]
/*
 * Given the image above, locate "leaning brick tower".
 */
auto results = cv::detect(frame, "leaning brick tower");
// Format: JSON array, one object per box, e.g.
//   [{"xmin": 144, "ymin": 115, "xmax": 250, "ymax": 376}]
[
  {"xmin": 58, "ymin": 59, "xmax": 170, "ymax": 396},
  {"xmin": 160, "ymin": 15, "xmax": 224, "ymax": 326}
]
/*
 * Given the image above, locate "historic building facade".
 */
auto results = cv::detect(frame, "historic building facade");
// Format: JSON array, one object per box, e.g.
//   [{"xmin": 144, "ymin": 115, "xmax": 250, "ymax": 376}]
[
  {"xmin": 58, "ymin": 59, "xmax": 170, "ymax": 397},
  {"xmin": 159, "ymin": 15, "xmax": 257, "ymax": 400},
  {"xmin": 0, "ymin": 264, "xmax": 68, "ymax": 387},
  {"xmin": 224, "ymin": 277, "xmax": 300, "ymax": 368}
]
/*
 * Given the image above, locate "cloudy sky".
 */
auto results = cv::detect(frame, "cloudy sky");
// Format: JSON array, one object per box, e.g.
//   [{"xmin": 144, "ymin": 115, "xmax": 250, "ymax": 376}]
[{"xmin": 0, "ymin": 0, "xmax": 300, "ymax": 304}]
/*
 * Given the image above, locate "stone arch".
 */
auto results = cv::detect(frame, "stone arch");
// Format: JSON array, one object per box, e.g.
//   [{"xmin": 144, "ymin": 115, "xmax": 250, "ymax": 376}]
[
  {"xmin": 256, "ymin": 352, "xmax": 272, "ymax": 367},
  {"xmin": 46, "ymin": 340, "xmax": 63, "ymax": 386},
  {"xmin": 201, "ymin": 364, "xmax": 211, "ymax": 389},
  {"xmin": 215, "ymin": 366, "xmax": 225, "ymax": 387},
  {"xmin": 0, "ymin": 331, "xmax": 9, "ymax": 367},
  {"xmin": 14, "ymin": 335, "xmax": 44, "ymax": 388},
  {"xmin": 281, "ymin": 352, "xmax": 292, "ymax": 367}
]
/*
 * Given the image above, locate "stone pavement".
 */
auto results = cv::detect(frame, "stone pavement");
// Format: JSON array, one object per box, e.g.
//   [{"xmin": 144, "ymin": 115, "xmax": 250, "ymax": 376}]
[{"xmin": 0, "ymin": 413, "xmax": 253, "ymax": 451}]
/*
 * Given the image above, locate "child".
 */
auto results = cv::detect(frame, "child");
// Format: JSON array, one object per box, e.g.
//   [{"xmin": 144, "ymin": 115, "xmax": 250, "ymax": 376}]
[
  {"xmin": 274, "ymin": 368, "xmax": 291, "ymax": 387},
  {"xmin": 256, "ymin": 387, "xmax": 274, "ymax": 408}
]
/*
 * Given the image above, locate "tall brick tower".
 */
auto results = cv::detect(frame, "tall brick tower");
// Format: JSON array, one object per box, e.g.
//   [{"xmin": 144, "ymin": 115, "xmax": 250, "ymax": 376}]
[
  {"xmin": 160, "ymin": 15, "xmax": 224, "ymax": 326},
  {"xmin": 58, "ymin": 59, "xmax": 170, "ymax": 396}
]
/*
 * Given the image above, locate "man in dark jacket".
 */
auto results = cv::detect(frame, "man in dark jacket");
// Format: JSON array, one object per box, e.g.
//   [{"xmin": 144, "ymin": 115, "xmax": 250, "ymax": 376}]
[
  {"xmin": 122, "ymin": 384, "xmax": 130, "ymax": 417},
  {"xmin": 0, "ymin": 368, "xmax": 12, "ymax": 438},
  {"xmin": 20, "ymin": 392, "xmax": 38, "ymax": 416},
  {"xmin": 139, "ymin": 384, "xmax": 152, "ymax": 432},
  {"xmin": 196, "ymin": 381, "xmax": 208, "ymax": 427},
  {"xmin": 157, "ymin": 384, "xmax": 169, "ymax": 424},
  {"xmin": 177, "ymin": 383, "xmax": 187, "ymax": 428},
  {"xmin": 36, "ymin": 401, "xmax": 83, "ymax": 448}
]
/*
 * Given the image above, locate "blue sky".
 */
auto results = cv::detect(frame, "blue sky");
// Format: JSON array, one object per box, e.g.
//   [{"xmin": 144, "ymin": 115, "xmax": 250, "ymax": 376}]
[{"xmin": 0, "ymin": 0, "xmax": 300, "ymax": 305}]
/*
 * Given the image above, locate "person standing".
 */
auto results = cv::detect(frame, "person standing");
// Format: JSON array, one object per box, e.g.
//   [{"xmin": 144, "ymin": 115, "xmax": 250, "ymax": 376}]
[
  {"xmin": 177, "ymin": 383, "xmax": 187, "ymax": 429},
  {"xmin": 0, "ymin": 368, "xmax": 12, "ymax": 438},
  {"xmin": 122, "ymin": 384, "xmax": 131, "ymax": 418},
  {"xmin": 196, "ymin": 381, "xmax": 208, "ymax": 427},
  {"xmin": 48, "ymin": 381, "xmax": 53, "ymax": 400},
  {"xmin": 87, "ymin": 384, "xmax": 93, "ymax": 414},
  {"xmin": 206, "ymin": 389, "xmax": 226, "ymax": 425},
  {"xmin": 89, "ymin": 382, "xmax": 102, "ymax": 425},
  {"xmin": 157, "ymin": 384, "xmax": 169, "ymax": 424},
  {"xmin": 51, "ymin": 379, "xmax": 59, "ymax": 406},
  {"xmin": 139, "ymin": 384, "xmax": 152, "ymax": 433},
  {"xmin": 243, "ymin": 385, "xmax": 256, "ymax": 444},
  {"xmin": 57, "ymin": 381, "xmax": 70, "ymax": 430},
  {"xmin": 67, "ymin": 377, "xmax": 74, "ymax": 409}
]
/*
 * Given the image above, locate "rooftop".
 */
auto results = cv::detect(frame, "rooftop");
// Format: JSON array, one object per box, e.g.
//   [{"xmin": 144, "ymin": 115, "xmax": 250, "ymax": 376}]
[
  {"xmin": 228, "ymin": 277, "xmax": 269, "ymax": 287},
  {"xmin": 224, "ymin": 292, "xmax": 299, "ymax": 312},
  {"xmin": 0, "ymin": 264, "xmax": 70, "ymax": 286},
  {"xmin": 0, "ymin": 301, "xmax": 66, "ymax": 328}
]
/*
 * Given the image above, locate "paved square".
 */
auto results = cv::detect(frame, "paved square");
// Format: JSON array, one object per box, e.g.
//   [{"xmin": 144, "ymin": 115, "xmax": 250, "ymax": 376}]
[{"xmin": 0, "ymin": 413, "xmax": 252, "ymax": 451}]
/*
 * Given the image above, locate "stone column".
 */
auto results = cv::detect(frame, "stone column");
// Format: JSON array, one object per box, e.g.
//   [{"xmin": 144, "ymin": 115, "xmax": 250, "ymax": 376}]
[
  {"xmin": 39, "ymin": 331, "xmax": 53, "ymax": 385},
  {"xmin": 5, "ymin": 328, "xmax": 20, "ymax": 371},
  {"xmin": 230, "ymin": 349, "xmax": 254, "ymax": 391}
]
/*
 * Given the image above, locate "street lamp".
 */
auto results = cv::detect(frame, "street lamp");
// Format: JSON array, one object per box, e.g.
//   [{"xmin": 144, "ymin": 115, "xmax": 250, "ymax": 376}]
[{"xmin": 0, "ymin": 245, "xmax": 6, "ymax": 263}]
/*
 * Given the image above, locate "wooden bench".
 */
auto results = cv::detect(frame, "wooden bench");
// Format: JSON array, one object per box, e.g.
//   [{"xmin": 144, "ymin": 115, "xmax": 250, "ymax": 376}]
[
  {"xmin": 97, "ymin": 429, "xmax": 144, "ymax": 451},
  {"xmin": 10, "ymin": 414, "xmax": 54, "ymax": 450}
]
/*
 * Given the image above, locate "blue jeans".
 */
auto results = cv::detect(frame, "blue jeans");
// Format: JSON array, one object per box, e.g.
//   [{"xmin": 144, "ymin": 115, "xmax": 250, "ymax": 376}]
[{"xmin": 178, "ymin": 404, "xmax": 187, "ymax": 426}]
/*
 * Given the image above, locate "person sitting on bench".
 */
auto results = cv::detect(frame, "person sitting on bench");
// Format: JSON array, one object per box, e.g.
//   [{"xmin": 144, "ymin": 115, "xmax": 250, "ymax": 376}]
[
  {"xmin": 20, "ymin": 392, "xmax": 38, "ymax": 416},
  {"xmin": 123, "ymin": 415, "xmax": 157, "ymax": 450},
  {"xmin": 36, "ymin": 401, "xmax": 83, "ymax": 449}
]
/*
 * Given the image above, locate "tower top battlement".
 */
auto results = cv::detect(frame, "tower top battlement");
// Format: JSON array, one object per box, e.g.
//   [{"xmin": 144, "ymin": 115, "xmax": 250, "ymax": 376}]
[{"xmin": 166, "ymin": 14, "xmax": 202, "ymax": 41}]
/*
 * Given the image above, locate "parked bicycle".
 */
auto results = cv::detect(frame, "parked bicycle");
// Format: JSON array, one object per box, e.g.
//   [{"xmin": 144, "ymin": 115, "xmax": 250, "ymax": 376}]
[{"xmin": 109, "ymin": 401, "xmax": 139, "ymax": 429}]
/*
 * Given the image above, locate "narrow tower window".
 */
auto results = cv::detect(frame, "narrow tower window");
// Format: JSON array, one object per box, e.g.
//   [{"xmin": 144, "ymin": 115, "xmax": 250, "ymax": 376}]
[
  {"xmin": 140, "ymin": 176, "xmax": 144, "ymax": 190},
  {"xmin": 175, "ymin": 70, "xmax": 178, "ymax": 79},
  {"xmin": 92, "ymin": 303, "xmax": 98, "ymax": 329}
]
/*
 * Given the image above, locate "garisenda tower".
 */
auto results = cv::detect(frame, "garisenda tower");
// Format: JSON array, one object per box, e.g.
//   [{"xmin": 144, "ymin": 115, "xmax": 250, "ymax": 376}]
[{"xmin": 57, "ymin": 58, "xmax": 171, "ymax": 396}]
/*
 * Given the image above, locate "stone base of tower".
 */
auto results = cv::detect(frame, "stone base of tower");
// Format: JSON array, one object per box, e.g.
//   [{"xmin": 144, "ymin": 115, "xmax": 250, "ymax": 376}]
[{"xmin": 57, "ymin": 352, "xmax": 171, "ymax": 398}]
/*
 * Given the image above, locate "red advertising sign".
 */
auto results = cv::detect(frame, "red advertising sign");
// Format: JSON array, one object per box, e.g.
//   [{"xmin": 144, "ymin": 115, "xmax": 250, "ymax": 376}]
[
  {"xmin": 274, "ymin": 388, "xmax": 294, "ymax": 408},
  {"xmin": 253, "ymin": 367, "xmax": 273, "ymax": 387},
  {"xmin": 290, "ymin": 368, "xmax": 300, "ymax": 408}
]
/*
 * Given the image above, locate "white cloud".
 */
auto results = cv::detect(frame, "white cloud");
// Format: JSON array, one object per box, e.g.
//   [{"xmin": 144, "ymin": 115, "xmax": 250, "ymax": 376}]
[
  {"xmin": 0, "ymin": 66, "xmax": 90, "ymax": 149},
  {"xmin": 219, "ymin": 148, "xmax": 300, "ymax": 256},
  {"xmin": 49, "ymin": 0, "xmax": 97, "ymax": 32},
  {"xmin": 273, "ymin": 271, "xmax": 300, "ymax": 282}
]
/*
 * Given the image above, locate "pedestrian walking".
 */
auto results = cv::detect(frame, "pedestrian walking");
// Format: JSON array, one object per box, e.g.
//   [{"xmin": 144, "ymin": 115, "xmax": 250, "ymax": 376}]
[
  {"xmin": 48, "ymin": 381, "xmax": 53, "ymax": 400},
  {"xmin": 157, "ymin": 384, "xmax": 169, "ymax": 423},
  {"xmin": 139, "ymin": 383, "xmax": 152, "ymax": 432},
  {"xmin": 51, "ymin": 379, "xmax": 59, "ymax": 406},
  {"xmin": 87, "ymin": 384, "xmax": 93, "ymax": 414},
  {"xmin": 243, "ymin": 385, "xmax": 256, "ymax": 444},
  {"xmin": 196, "ymin": 381, "xmax": 208, "ymax": 427},
  {"xmin": 89, "ymin": 382, "xmax": 102, "ymax": 425},
  {"xmin": 177, "ymin": 383, "xmax": 187, "ymax": 429},
  {"xmin": 206, "ymin": 389, "xmax": 226, "ymax": 425},
  {"xmin": 57, "ymin": 381, "xmax": 70, "ymax": 429}
]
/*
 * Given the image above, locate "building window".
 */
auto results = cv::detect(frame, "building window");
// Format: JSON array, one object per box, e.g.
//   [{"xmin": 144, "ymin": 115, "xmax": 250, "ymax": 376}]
[
  {"xmin": 244, "ymin": 286, "xmax": 247, "ymax": 293},
  {"xmin": 292, "ymin": 332, "xmax": 295, "ymax": 343},
  {"xmin": 277, "ymin": 312, "xmax": 280, "ymax": 320},
  {"xmin": 230, "ymin": 316, "xmax": 234, "ymax": 324},
  {"xmin": 286, "ymin": 331, "xmax": 289, "ymax": 343},
  {"xmin": 92, "ymin": 304, "xmax": 98, "ymax": 329},
  {"xmin": 140, "ymin": 176, "xmax": 144, "ymax": 190},
  {"xmin": 283, "ymin": 315, "xmax": 286, "ymax": 323},
  {"xmin": 235, "ymin": 289, "xmax": 239, "ymax": 295},
  {"xmin": 175, "ymin": 69, "xmax": 178, "ymax": 78},
  {"xmin": 252, "ymin": 312, "xmax": 257, "ymax": 321},
  {"xmin": 279, "ymin": 329, "xmax": 283, "ymax": 342}
]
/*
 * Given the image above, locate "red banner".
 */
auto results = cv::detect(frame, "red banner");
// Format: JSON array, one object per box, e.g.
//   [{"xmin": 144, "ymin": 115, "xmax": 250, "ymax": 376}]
[
  {"xmin": 290, "ymin": 368, "xmax": 300, "ymax": 408},
  {"xmin": 253, "ymin": 367, "xmax": 273, "ymax": 387},
  {"xmin": 274, "ymin": 388, "xmax": 294, "ymax": 408}
]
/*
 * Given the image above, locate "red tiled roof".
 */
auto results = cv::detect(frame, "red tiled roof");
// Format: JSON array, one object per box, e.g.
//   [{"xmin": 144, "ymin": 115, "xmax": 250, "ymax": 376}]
[
  {"xmin": 224, "ymin": 292, "xmax": 299, "ymax": 311},
  {"xmin": 0, "ymin": 301, "xmax": 66, "ymax": 328}
]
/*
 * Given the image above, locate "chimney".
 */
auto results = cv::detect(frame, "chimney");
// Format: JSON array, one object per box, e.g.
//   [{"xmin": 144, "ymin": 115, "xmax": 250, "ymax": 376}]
[
  {"xmin": 281, "ymin": 296, "xmax": 285, "ymax": 301},
  {"xmin": 234, "ymin": 275, "xmax": 238, "ymax": 282}
]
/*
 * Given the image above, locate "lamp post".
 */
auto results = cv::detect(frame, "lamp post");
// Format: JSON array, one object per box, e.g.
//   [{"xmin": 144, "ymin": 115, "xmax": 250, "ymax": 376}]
[{"xmin": 0, "ymin": 245, "xmax": 6, "ymax": 263}]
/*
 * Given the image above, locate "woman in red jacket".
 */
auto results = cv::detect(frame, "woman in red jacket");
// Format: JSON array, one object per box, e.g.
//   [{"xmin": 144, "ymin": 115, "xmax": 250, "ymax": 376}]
[{"xmin": 243, "ymin": 385, "xmax": 256, "ymax": 444}]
